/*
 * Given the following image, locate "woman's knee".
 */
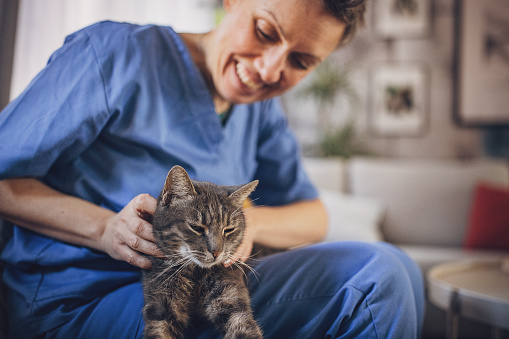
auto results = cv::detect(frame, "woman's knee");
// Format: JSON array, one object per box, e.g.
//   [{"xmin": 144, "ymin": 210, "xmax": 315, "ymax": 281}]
[{"xmin": 247, "ymin": 241, "xmax": 425, "ymax": 338}]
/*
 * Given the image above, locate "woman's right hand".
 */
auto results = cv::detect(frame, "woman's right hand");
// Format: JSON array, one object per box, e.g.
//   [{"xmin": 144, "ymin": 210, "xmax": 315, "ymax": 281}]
[
  {"xmin": 0, "ymin": 179, "xmax": 164, "ymax": 270},
  {"xmin": 99, "ymin": 194, "xmax": 163, "ymax": 270}
]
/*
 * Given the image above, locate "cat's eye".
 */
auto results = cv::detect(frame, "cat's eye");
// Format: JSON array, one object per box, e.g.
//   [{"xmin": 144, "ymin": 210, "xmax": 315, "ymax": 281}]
[
  {"xmin": 223, "ymin": 227, "xmax": 236, "ymax": 236},
  {"xmin": 189, "ymin": 225, "xmax": 205, "ymax": 235}
]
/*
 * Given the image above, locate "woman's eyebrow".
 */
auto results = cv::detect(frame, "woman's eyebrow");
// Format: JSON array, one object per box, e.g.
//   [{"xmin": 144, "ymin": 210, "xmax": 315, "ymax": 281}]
[
  {"xmin": 262, "ymin": 8, "xmax": 323, "ymax": 64},
  {"xmin": 263, "ymin": 9, "xmax": 286, "ymax": 40}
]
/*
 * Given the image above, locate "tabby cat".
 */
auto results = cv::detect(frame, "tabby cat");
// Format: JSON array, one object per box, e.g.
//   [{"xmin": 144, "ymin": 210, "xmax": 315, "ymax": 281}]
[{"xmin": 142, "ymin": 165, "xmax": 263, "ymax": 339}]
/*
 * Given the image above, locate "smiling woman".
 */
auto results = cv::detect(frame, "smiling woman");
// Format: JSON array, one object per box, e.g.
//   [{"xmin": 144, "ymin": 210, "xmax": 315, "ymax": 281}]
[{"xmin": 0, "ymin": 0, "xmax": 425, "ymax": 338}]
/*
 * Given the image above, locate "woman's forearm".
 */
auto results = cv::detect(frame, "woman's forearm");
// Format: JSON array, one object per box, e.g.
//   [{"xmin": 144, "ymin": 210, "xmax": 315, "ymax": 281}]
[
  {"xmin": 0, "ymin": 178, "xmax": 161, "ymax": 269},
  {"xmin": 0, "ymin": 178, "xmax": 113, "ymax": 250},
  {"xmin": 245, "ymin": 199, "xmax": 328, "ymax": 249}
]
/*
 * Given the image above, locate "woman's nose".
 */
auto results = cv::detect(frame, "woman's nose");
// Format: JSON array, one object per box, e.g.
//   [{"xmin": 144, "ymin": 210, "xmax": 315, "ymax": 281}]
[{"xmin": 254, "ymin": 47, "xmax": 285, "ymax": 84}]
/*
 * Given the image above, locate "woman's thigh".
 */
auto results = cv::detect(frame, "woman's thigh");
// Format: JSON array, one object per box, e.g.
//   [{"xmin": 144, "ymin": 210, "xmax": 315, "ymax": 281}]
[
  {"xmin": 188, "ymin": 241, "xmax": 425, "ymax": 339},
  {"xmin": 45, "ymin": 282, "xmax": 145, "ymax": 339},
  {"xmin": 43, "ymin": 241, "xmax": 424, "ymax": 339}
]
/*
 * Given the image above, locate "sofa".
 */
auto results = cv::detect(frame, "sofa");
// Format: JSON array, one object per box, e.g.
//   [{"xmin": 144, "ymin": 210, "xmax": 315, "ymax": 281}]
[{"xmin": 304, "ymin": 156, "xmax": 509, "ymax": 339}]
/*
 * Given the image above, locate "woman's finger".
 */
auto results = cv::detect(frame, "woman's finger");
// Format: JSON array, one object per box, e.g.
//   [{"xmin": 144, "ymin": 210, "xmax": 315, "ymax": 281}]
[
  {"xmin": 133, "ymin": 194, "xmax": 157, "ymax": 222},
  {"xmin": 117, "ymin": 243, "xmax": 153, "ymax": 270},
  {"xmin": 127, "ymin": 216, "xmax": 158, "ymax": 243},
  {"xmin": 125, "ymin": 231, "xmax": 163, "ymax": 257}
]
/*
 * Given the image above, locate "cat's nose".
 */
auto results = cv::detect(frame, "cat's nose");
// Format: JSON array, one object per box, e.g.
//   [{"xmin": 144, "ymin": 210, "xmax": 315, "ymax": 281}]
[{"xmin": 212, "ymin": 251, "xmax": 221, "ymax": 259}]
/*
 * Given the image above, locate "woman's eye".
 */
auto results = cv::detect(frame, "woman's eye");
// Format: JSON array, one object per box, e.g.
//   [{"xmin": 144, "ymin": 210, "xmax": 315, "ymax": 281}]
[
  {"xmin": 255, "ymin": 21, "xmax": 275, "ymax": 42},
  {"xmin": 223, "ymin": 227, "xmax": 235, "ymax": 236},
  {"xmin": 189, "ymin": 225, "xmax": 205, "ymax": 235},
  {"xmin": 291, "ymin": 56, "xmax": 310, "ymax": 70}
]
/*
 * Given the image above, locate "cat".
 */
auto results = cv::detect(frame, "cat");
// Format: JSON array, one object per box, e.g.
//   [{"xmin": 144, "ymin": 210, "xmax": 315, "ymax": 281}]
[{"xmin": 142, "ymin": 165, "xmax": 263, "ymax": 339}]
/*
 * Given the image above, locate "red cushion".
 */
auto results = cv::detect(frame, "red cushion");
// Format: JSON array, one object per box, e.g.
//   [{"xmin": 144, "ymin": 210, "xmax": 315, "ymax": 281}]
[{"xmin": 464, "ymin": 182, "xmax": 509, "ymax": 251}]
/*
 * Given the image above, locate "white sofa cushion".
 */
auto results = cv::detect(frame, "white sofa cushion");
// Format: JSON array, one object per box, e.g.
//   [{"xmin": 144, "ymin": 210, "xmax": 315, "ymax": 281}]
[
  {"xmin": 319, "ymin": 189, "xmax": 384, "ymax": 243},
  {"xmin": 348, "ymin": 158, "xmax": 509, "ymax": 246},
  {"xmin": 303, "ymin": 157, "xmax": 347, "ymax": 193}
]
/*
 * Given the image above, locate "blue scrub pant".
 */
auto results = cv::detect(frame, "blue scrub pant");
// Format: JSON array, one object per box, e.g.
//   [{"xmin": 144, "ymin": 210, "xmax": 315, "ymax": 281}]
[{"xmin": 9, "ymin": 242, "xmax": 425, "ymax": 338}]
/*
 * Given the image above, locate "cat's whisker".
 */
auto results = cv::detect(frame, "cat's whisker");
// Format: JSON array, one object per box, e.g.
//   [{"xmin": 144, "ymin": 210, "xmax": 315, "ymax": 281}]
[
  {"xmin": 148, "ymin": 256, "xmax": 192, "ymax": 284},
  {"xmin": 231, "ymin": 202, "xmax": 268, "ymax": 219},
  {"xmin": 246, "ymin": 197, "xmax": 262, "ymax": 205},
  {"xmin": 161, "ymin": 257, "xmax": 194, "ymax": 287},
  {"xmin": 230, "ymin": 205, "xmax": 244, "ymax": 219},
  {"xmin": 247, "ymin": 249, "xmax": 265, "ymax": 261},
  {"xmin": 232, "ymin": 260, "xmax": 261, "ymax": 285},
  {"xmin": 232, "ymin": 261, "xmax": 249, "ymax": 281}
]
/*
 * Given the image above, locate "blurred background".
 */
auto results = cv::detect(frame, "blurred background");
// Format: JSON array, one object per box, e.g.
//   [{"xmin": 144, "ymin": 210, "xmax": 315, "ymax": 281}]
[{"xmin": 1, "ymin": 0, "xmax": 509, "ymax": 161}]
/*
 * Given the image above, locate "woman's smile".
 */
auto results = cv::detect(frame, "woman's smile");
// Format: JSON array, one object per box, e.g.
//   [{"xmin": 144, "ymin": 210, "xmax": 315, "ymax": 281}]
[{"xmin": 235, "ymin": 62, "xmax": 264, "ymax": 91}]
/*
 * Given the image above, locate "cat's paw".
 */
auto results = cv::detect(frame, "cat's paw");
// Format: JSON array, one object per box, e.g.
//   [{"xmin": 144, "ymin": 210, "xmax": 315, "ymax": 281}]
[{"xmin": 224, "ymin": 318, "xmax": 263, "ymax": 339}]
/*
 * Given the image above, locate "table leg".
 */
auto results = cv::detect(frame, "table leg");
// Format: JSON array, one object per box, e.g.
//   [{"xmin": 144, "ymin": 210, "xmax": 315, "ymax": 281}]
[{"xmin": 446, "ymin": 291, "xmax": 460, "ymax": 339}]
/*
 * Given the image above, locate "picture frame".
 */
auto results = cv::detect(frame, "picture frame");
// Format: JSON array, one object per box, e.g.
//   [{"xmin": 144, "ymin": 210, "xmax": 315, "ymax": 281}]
[
  {"xmin": 369, "ymin": 64, "xmax": 428, "ymax": 137},
  {"xmin": 454, "ymin": 0, "xmax": 509, "ymax": 126},
  {"xmin": 374, "ymin": 0, "xmax": 431, "ymax": 39}
]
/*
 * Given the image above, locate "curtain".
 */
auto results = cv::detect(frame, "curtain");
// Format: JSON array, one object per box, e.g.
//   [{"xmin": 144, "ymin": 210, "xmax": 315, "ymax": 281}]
[
  {"xmin": 10, "ymin": 0, "xmax": 215, "ymax": 100},
  {"xmin": 0, "ymin": 0, "xmax": 19, "ymax": 110}
]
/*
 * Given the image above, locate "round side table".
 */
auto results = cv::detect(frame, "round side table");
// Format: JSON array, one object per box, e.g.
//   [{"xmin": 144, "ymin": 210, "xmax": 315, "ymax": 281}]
[{"xmin": 427, "ymin": 258, "xmax": 509, "ymax": 339}]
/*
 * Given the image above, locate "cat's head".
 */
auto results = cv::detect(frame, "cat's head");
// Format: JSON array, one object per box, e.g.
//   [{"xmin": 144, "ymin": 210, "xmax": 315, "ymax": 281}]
[{"xmin": 152, "ymin": 165, "xmax": 258, "ymax": 268}]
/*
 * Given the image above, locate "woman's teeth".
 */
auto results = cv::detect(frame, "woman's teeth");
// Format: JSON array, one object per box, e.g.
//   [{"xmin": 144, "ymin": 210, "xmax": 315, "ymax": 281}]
[{"xmin": 236, "ymin": 63, "xmax": 263, "ymax": 90}]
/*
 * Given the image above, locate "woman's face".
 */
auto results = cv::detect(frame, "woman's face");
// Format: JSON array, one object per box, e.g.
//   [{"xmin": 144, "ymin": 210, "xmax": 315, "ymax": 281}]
[{"xmin": 205, "ymin": 0, "xmax": 346, "ymax": 106}]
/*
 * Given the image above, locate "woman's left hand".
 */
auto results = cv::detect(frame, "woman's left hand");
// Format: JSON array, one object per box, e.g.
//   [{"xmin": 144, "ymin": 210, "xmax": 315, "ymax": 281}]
[{"xmin": 224, "ymin": 212, "xmax": 258, "ymax": 267}]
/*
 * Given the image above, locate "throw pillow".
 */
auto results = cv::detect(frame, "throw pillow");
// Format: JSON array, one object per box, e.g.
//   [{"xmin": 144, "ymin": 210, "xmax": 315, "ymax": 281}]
[
  {"xmin": 319, "ymin": 189, "xmax": 385, "ymax": 243},
  {"xmin": 464, "ymin": 182, "xmax": 509, "ymax": 251}
]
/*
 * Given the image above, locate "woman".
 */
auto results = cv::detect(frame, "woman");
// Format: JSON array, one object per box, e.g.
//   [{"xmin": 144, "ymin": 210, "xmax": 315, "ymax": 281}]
[{"xmin": 0, "ymin": 0, "xmax": 425, "ymax": 338}]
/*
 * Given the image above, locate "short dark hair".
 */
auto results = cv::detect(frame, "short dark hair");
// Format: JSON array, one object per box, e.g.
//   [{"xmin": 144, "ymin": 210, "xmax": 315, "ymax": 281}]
[{"xmin": 322, "ymin": 0, "xmax": 368, "ymax": 46}]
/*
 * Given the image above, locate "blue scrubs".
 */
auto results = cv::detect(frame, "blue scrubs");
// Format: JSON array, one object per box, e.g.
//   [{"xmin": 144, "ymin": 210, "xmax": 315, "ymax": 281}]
[{"xmin": 0, "ymin": 21, "xmax": 424, "ymax": 338}]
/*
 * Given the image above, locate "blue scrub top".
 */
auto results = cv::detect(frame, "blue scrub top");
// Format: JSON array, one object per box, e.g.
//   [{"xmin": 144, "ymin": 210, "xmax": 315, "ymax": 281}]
[{"xmin": 0, "ymin": 21, "xmax": 317, "ymax": 331}]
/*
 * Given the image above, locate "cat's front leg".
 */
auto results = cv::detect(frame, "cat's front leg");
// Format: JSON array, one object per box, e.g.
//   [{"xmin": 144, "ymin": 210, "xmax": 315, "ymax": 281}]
[
  {"xmin": 143, "ymin": 271, "xmax": 193, "ymax": 339},
  {"xmin": 143, "ymin": 291, "xmax": 190, "ymax": 339},
  {"xmin": 203, "ymin": 274, "xmax": 263, "ymax": 339}
]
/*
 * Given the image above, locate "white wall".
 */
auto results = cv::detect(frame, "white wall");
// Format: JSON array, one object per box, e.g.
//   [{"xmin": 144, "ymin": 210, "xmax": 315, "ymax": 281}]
[{"xmin": 10, "ymin": 0, "xmax": 215, "ymax": 99}]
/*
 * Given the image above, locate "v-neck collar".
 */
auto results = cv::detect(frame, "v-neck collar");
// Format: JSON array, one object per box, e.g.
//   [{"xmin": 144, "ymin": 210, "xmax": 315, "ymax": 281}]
[{"xmin": 170, "ymin": 29, "xmax": 224, "ymax": 147}]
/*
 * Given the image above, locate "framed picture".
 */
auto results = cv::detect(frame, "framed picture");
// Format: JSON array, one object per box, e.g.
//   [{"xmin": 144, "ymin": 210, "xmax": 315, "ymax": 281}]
[
  {"xmin": 454, "ymin": 0, "xmax": 509, "ymax": 126},
  {"xmin": 370, "ymin": 64, "xmax": 428, "ymax": 137},
  {"xmin": 374, "ymin": 0, "xmax": 431, "ymax": 39}
]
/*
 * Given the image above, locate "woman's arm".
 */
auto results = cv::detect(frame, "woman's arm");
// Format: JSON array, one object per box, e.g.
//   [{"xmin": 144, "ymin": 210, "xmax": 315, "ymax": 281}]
[
  {"xmin": 224, "ymin": 199, "xmax": 328, "ymax": 266},
  {"xmin": 0, "ymin": 178, "xmax": 161, "ymax": 269},
  {"xmin": 247, "ymin": 199, "xmax": 328, "ymax": 248}
]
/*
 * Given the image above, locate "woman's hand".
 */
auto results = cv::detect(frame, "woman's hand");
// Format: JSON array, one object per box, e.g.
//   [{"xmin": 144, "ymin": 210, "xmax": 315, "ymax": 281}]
[
  {"xmin": 222, "ymin": 199, "xmax": 328, "ymax": 268},
  {"xmin": 0, "ymin": 179, "xmax": 166, "ymax": 270},
  {"xmin": 224, "ymin": 217, "xmax": 258, "ymax": 267},
  {"xmin": 100, "ymin": 194, "xmax": 162, "ymax": 270}
]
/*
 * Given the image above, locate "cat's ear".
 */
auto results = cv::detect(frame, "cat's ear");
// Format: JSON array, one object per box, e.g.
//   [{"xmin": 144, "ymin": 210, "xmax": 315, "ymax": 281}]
[
  {"xmin": 160, "ymin": 165, "xmax": 197, "ymax": 206},
  {"xmin": 228, "ymin": 180, "xmax": 258, "ymax": 207}
]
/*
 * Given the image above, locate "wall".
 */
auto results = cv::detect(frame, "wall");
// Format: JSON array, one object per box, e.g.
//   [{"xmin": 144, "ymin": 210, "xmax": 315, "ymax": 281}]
[
  {"xmin": 283, "ymin": 0, "xmax": 490, "ymax": 160},
  {"xmin": 9, "ymin": 0, "xmax": 216, "ymax": 100}
]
